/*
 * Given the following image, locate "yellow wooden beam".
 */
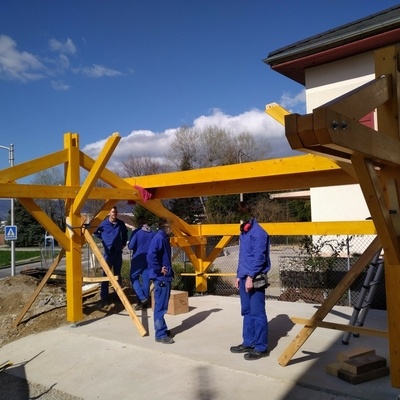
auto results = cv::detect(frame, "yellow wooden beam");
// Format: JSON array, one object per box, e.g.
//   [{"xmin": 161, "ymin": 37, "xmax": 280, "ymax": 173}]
[
  {"xmin": 278, "ymin": 236, "xmax": 381, "ymax": 367},
  {"xmin": 197, "ymin": 220, "xmax": 376, "ymax": 236},
  {"xmin": 124, "ymin": 155, "xmax": 357, "ymax": 200},
  {"xmin": 64, "ymin": 133, "xmax": 84, "ymax": 323},
  {"xmin": 126, "ymin": 154, "xmax": 345, "ymax": 189},
  {"xmin": 375, "ymin": 45, "xmax": 400, "ymax": 389},
  {"xmin": 0, "ymin": 150, "xmax": 68, "ymax": 183},
  {"xmin": 12, "ymin": 248, "xmax": 66, "ymax": 327},
  {"xmin": 18, "ymin": 198, "xmax": 70, "ymax": 250},
  {"xmin": 84, "ymin": 229, "xmax": 147, "ymax": 336},
  {"xmin": 170, "ymin": 236, "xmax": 207, "ymax": 246},
  {"xmin": 265, "ymin": 102, "xmax": 290, "ymax": 126},
  {"xmin": 73, "ymin": 133, "xmax": 121, "ymax": 214},
  {"xmin": 291, "ymin": 317, "xmax": 388, "ymax": 338},
  {"xmin": 0, "ymin": 183, "xmax": 143, "ymax": 200},
  {"xmin": 80, "ymin": 152, "xmax": 136, "ymax": 190}
]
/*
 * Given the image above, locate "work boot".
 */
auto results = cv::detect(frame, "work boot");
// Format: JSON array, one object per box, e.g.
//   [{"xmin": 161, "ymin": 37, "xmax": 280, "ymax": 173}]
[
  {"xmin": 135, "ymin": 299, "xmax": 148, "ymax": 311},
  {"xmin": 230, "ymin": 344, "xmax": 254, "ymax": 354}
]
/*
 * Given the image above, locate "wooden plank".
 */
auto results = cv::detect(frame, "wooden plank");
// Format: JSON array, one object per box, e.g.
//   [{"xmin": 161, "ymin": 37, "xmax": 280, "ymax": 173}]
[
  {"xmin": 197, "ymin": 220, "xmax": 376, "ymax": 236},
  {"xmin": 375, "ymin": 46, "xmax": 400, "ymax": 141},
  {"xmin": 322, "ymin": 109, "xmax": 400, "ymax": 166},
  {"xmin": 0, "ymin": 360, "xmax": 13, "ymax": 371},
  {"xmin": 84, "ymin": 229, "xmax": 147, "ymax": 337},
  {"xmin": 386, "ymin": 178, "xmax": 400, "ymax": 233},
  {"xmin": 352, "ymin": 157, "xmax": 400, "ymax": 264},
  {"xmin": 12, "ymin": 249, "xmax": 66, "ymax": 327},
  {"xmin": 18, "ymin": 198, "xmax": 70, "ymax": 251},
  {"xmin": 290, "ymin": 317, "xmax": 388, "ymax": 338},
  {"xmin": 82, "ymin": 276, "xmax": 118, "ymax": 283},
  {"xmin": 338, "ymin": 366, "xmax": 390, "ymax": 385},
  {"xmin": 298, "ymin": 114, "xmax": 318, "ymax": 147},
  {"xmin": 320, "ymin": 74, "xmax": 391, "ymax": 121},
  {"xmin": 278, "ymin": 237, "xmax": 381, "ymax": 367},
  {"xmin": 73, "ymin": 133, "xmax": 120, "ymax": 214},
  {"xmin": 342, "ymin": 354, "xmax": 387, "ymax": 375},
  {"xmin": 326, "ymin": 361, "xmax": 343, "ymax": 377},
  {"xmin": 337, "ymin": 347, "xmax": 376, "ymax": 362},
  {"xmin": 283, "ymin": 113, "xmax": 305, "ymax": 150},
  {"xmin": 264, "ymin": 102, "xmax": 290, "ymax": 126}
]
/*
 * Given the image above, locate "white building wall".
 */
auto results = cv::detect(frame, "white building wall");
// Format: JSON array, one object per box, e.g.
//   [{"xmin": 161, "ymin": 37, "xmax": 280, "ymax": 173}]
[{"xmin": 305, "ymin": 52, "xmax": 374, "ymax": 222}]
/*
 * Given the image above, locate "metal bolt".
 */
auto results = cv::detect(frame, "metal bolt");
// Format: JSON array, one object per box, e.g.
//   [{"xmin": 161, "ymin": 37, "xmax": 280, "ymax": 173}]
[
  {"xmin": 341, "ymin": 121, "xmax": 348, "ymax": 130},
  {"xmin": 332, "ymin": 121, "xmax": 339, "ymax": 130}
]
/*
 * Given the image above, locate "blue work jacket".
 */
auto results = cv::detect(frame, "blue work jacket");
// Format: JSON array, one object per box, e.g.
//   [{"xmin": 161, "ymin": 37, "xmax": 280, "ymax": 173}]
[
  {"xmin": 237, "ymin": 218, "xmax": 271, "ymax": 279},
  {"xmin": 94, "ymin": 218, "xmax": 128, "ymax": 254},
  {"xmin": 147, "ymin": 229, "xmax": 174, "ymax": 282},
  {"xmin": 128, "ymin": 224, "xmax": 155, "ymax": 269}
]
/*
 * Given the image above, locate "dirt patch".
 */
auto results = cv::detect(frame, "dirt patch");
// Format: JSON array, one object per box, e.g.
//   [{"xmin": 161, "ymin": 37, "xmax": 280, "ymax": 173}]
[{"xmin": 0, "ymin": 274, "xmax": 136, "ymax": 348}]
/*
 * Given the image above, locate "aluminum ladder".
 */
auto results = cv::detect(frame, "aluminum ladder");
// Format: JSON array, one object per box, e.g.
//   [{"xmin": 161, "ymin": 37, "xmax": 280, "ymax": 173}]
[{"xmin": 342, "ymin": 249, "xmax": 384, "ymax": 345}]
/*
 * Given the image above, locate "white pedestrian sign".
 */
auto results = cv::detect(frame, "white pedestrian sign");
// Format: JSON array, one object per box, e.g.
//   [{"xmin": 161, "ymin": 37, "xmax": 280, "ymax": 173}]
[{"xmin": 5, "ymin": 225, "xmax": 17, "ymax": 241}]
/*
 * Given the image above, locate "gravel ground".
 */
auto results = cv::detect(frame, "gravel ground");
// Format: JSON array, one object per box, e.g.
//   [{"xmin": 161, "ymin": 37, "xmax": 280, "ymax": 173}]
[{"xmin": 0, "ymin": 371, "xmax": 83, "ymax": 400}]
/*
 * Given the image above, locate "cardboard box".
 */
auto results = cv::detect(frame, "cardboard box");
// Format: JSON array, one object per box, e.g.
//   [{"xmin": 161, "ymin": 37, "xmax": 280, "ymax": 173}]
[
  {"xmin": 168, "ymin": 290, "xmax": 189, "ymax": 315},
  {"xmin": 151, "ymin": 290, "xmax": 189, "ymax": 315}
]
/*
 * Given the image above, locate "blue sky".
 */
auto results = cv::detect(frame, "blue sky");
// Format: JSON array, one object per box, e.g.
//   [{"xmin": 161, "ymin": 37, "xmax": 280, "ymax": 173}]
[{"xmin": 0, "ymin": 1, "xmax": 399, "ymax": 174}]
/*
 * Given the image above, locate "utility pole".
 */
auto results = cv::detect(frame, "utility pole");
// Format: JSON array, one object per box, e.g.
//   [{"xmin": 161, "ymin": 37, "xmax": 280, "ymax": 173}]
[{"xmin": 0, "ymin": 144, "xmax": 15, "ymax": 276}]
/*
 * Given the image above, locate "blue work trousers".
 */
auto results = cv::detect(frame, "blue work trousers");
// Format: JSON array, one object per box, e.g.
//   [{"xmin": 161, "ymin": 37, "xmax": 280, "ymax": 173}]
[
  {"xmin": 239, "ymin": 278, "xmax": 268, "ymax": 352},
  {"xmin": 101, "ymin": 250, "xmax": 122, "ymax": 301},
  {"xmin": 130, "ymin": 266, "xmax": 150, "ymax": 302},
  {"xmin": 153, "ymin": 280, "xmax": 171, "ymax": 339}
]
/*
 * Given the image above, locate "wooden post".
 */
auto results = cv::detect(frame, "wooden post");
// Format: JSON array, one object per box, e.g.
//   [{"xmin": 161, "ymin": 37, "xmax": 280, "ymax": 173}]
[{"xmin": 83, "ymin": 230, "xmax": 147, "ymax": 337}]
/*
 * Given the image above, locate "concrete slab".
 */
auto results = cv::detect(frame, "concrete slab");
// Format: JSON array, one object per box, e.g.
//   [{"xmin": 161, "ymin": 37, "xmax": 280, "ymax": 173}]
[{"xmin": 0, "ymin": 296, "xmax": 398, "ymax": 400}]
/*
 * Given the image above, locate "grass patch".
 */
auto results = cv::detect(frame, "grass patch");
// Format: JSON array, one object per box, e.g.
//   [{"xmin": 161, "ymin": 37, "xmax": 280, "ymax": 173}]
[{"xmin": 0, "ymin": 250, "xmax": 41, "ymax": 267}]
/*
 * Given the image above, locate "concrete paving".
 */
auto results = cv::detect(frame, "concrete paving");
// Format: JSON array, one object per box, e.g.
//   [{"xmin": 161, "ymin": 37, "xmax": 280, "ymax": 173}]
[{"xmin": 0, "ymin": 296, "xmax": 398, "ymax": 400}]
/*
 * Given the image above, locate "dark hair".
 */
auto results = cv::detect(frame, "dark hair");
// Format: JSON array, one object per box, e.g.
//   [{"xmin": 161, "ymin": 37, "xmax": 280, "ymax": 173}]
[
  {"xmin": 136, "ymin": 216, "xmax": 147, "ymax": 225},
  {"xmin": 158, "ymin": 219, "xmax": 170, "ymax": 229}
]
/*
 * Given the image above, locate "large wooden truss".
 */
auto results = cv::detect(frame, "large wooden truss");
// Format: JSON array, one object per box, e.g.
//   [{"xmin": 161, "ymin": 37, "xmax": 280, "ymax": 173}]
[
  {"xmin": 273, "ymin": 45, "xmax": 400, "ymax": 387},
  {"xmin": 0, "ymin": 43, "xmax": 399, "ymax": 386}
]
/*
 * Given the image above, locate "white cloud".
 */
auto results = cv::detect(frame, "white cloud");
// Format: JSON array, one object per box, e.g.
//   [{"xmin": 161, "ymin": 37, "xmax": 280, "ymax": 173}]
[
  {"xmin": 49, "ymin": 38, "xmax": 77, "ymax": 55},
  {"xmin": 75, "ymin": 64, "xmax": 123, "ymax": 78},
  {"xmin": 82, "ymin": 107, "xmax": 302, "ymax": 171},
  {"xmin": 0, "ymin": 35, "xmax": 122, "ymax": 86},
  {"xmin": 51, "ymin": 80, "xmax": 70, "ymax": 91},
  {"xmin": 0, "ymin": 35, "xmax": 46, "ymax": 82},
  {"xmin": 280, "ymin": 89, "xmax": 306, "ymax": 112}
]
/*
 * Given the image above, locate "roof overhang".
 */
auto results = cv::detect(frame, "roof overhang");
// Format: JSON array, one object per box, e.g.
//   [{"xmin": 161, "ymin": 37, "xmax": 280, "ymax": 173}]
[{"xmin": 263, "ymin": 6, "xmax": 400, "ymax": 85}]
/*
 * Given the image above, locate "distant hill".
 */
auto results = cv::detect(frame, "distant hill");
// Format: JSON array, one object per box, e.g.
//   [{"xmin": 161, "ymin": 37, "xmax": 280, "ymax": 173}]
[{"xmin": 0, "ymin": 200, "xmax": 10, "ymax": 221}]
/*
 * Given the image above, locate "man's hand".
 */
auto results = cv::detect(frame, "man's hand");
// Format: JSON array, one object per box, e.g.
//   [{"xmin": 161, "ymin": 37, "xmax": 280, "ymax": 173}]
[
  {"xmin": 161, "ymin": 266, "xmax": 168, "ymax": 275},
  {"xmin": 245, "ymin": 276, "xmax": 253, "ymax": 292},
  {"xmin": 234, "ymin": 278, "xmax": 240, "ymax": 289}
]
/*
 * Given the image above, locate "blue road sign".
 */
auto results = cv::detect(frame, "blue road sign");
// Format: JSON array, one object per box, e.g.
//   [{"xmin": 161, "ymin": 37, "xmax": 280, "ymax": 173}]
[{"xmin": 5, "ymin": 225, "xmax": 17, "ymax": 241}]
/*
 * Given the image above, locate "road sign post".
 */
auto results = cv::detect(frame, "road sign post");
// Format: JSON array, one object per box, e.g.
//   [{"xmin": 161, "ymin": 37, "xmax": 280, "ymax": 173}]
[{"xmin": 5, "ymin": 225, "xmax": 17, "ymax": 241}]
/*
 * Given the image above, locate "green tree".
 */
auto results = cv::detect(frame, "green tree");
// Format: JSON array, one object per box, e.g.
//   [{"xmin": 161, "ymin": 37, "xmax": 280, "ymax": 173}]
[
  {"xmin": 168, "ymin": 154, "xmax": 204, "ymax": 223},
  {"xmin": 30, "ymin": 167, "xmax": 66, "ymax": 232},
  {"xmin": 12, "ymin": 200, "xmax": 45, "ymax": 247}
]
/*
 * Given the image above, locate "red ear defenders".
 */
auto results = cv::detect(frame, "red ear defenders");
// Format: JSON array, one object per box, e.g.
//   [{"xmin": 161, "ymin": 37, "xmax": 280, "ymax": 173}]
[{"xmin": 240, "ymin": 221, "xmax": 251, "ymax": 233}]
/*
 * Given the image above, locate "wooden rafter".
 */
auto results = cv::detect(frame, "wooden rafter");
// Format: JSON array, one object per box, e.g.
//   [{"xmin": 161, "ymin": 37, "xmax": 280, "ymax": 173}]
[{"xmin": 278, "ymin": 44, "xmax": 400, "ymax": 388}]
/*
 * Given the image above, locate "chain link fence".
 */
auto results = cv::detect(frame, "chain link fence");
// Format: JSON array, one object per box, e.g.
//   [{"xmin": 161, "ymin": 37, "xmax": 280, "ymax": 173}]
[
  {"xmin": 173, "ymin": 234, "xmax": 386, "ymax": 311},
  {"xmin": 86, "ymin": 234, "xmax": 386, "ymax": 311}
]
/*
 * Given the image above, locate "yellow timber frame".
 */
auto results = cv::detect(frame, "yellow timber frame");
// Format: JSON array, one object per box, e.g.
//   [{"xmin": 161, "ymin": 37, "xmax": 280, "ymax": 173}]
[
  {"xmin": 0, "ymin": 45, "xmax": 399, "ymax": 386},
  {"xmin": 268, "ymin": 45, "xmax": 400, "ymax": 387}
]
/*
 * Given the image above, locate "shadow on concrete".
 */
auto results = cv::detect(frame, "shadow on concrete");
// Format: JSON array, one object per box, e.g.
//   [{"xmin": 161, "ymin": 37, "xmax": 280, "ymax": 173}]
[
  {"xmin": 268, "ymin": 313, "xmax": 296, "ymax": 352},
  {"xmin": 171, "ymin": 308, "xmax": 222, "ymax": 336},
  {"xmin": 194, "ymin": 365, "xmax": 218, "ymax": 400}
]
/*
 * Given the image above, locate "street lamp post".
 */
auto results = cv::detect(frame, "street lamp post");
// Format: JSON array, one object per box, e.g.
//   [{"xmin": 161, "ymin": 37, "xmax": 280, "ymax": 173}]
[{"xmin": 0, "ymin": 144, "xmax": 15, "ymax": 276}]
